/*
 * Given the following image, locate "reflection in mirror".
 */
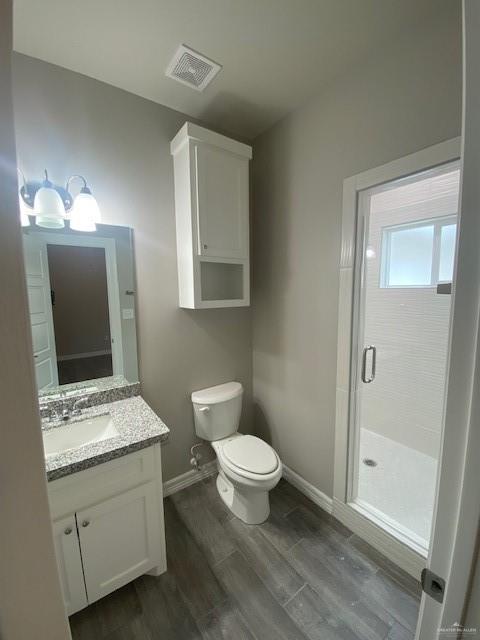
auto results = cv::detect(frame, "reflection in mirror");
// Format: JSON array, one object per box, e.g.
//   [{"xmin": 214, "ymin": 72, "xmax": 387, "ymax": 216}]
[{"xmin": 22, "ymin": 222, "xmax": 139, "ymax": 397}]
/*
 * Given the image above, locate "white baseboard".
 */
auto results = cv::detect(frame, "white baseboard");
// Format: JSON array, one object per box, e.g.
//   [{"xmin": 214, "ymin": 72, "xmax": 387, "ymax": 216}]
[
  {"xmin": 163, "ymin": 460, "xmax": 217, "ymax": 497},
  {"xmin": 57, "ymin": 349, "xmax": 112, "ymax": 362},
  {"xmin": 163, "ymin": 459, "xmax": 334, "ymax": 516},
  {"xmin": 282, "ymin": 464, "xmax": 333, "ymax": 514},
  {"xmin": 332, "ymin": 498, "xmax": 425, "ymax": 579}
]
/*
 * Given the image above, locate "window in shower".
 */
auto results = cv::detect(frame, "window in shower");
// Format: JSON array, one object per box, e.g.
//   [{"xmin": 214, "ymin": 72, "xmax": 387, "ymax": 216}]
[
  {"xmin": 380, "ymin": 217, "xmax": 457, "ymax": 288},
  {"xmin": 351, "ymin": 163, "xmax": 460, "ymax": 554}
]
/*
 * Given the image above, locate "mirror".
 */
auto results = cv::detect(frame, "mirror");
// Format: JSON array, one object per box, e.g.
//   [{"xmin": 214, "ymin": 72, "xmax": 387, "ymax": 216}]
[{"xmin": 22, "ymin": 222, "xmax": 139, "ymax": 397}]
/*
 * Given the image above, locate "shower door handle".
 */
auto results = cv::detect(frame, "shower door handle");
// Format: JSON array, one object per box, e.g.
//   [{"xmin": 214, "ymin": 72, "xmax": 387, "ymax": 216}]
[{"xmin": 361, "ymin": 345, "xmax": 376, "ymax": 383}]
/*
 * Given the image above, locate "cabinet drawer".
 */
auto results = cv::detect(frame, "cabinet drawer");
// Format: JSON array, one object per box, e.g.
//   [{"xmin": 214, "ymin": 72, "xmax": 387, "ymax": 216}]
[{"xmin": 48, "ymin": 446, "xmax": 157, "ymax": 520}]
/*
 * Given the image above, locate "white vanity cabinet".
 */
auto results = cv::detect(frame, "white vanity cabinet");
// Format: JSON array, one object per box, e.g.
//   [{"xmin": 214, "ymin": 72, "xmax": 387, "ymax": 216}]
[
  {"xmin": 48, "ymin": 445, "xmax": 166, "ymax": 615},
  {"xmin": 171, "ymin": 122, "xmax": 252, "ymax": 308},
  {"xmin": 52, "ymin": 514, "xmax": 88, "ymax": 614}
]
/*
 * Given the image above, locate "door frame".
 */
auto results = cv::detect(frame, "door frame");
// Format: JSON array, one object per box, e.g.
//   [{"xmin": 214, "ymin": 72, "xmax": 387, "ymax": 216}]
[
  {"xmin": 333, "ymin": 137, "xmax": 462, "ymax": 580},
  {"xmin": 33, "ymin": 232, "xmax": 124, "ymax": 377},
  {"xmin": 23, "ymin": 234, "xmax": 60, "ymax": 390},
  {"xmin": 418, "ymin": 3, "xmax": 480, "ymax": 635}
]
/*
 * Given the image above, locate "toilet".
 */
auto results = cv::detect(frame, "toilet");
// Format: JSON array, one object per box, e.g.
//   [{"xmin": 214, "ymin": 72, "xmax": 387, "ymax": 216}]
[{"xmin": 192, "ymin": 381, "xmax": 282, "ymax": 524}]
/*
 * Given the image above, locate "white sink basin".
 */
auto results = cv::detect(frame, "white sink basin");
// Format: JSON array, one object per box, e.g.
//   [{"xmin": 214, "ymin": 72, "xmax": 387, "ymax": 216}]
[{"xmin": 43, "ymin": 414, "xmax": 118, "ymax": 457}]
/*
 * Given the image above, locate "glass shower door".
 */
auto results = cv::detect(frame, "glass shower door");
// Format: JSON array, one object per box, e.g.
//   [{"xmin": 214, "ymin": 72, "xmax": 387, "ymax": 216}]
[{"xmin": 351, "ymin": 162, "xmax": 460, "ymax": 554}]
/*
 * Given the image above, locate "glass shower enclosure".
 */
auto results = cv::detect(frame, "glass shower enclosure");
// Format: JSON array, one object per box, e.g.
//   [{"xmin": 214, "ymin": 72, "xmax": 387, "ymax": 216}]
[{"xmin": 350, "ymin": 162, "xmax": 460, "ymax": 554}]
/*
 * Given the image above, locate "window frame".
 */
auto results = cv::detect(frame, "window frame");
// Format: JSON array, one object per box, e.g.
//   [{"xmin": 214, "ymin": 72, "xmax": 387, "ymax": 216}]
[{"xmin": 380, "ymin": 214, "xmax": 457, "ymax": 289}]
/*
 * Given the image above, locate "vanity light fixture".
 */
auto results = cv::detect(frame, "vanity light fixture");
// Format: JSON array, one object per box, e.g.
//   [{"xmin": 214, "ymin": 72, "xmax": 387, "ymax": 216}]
[
  {"xmin": 67, "ymin": 175, "xmax": 101, "ymax": 232},
  {"xmin": 19, "ymin": 204, "xmax": 31, "ymax": 227},
  {"xmin": 16, "ymin": 169, "xmax": 31, "ymax": 227},
  {"xmin": 18, "ymin": 169, "xmax": 101, "ymax": 232}
]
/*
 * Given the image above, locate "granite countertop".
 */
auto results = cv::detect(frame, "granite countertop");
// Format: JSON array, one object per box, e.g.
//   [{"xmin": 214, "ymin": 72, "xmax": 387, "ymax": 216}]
[
  {"xmin": 39, "ymin": 374, "xmax": 135, "ymax": 400},
  {"xmin": 43, "ymin": 395, "xmax": 170, "ymax": 482}
]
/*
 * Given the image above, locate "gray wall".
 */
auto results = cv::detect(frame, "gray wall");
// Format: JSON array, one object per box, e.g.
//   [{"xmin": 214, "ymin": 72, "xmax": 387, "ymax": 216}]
[
  {"xmin": 12, "ymin": 54, "xmax": 252, "ymax": 481},
  {"xmin": 252, "ymin": 4, "xmax": 462, "ymax": 498},
  {"xmin": 0, "ymin": 3, "xmax": 70, "ymax": 637}
]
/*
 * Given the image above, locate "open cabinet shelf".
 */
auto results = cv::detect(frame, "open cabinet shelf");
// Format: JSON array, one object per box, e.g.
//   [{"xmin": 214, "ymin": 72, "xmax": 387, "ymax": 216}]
[{"xmin": 200, "ymin": 260, "xmax": 245, "ymax": 303}]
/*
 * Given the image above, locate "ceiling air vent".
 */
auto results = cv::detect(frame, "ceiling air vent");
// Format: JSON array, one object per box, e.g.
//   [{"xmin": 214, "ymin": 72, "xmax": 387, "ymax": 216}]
[{"xmin": 165, "ymin": 44, "xmax": 222, "ymax": 92}]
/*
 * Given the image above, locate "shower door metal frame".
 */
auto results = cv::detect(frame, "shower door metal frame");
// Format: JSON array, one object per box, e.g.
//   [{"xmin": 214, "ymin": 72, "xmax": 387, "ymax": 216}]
[
  {"xmin": 346, "ymin": 191, "xmax": 369, "ymax": 509},
  {"xmin": 345, "ymin": 185, "xmax": 426, "ymax": 553},
  {"xmin": 332, "ymin": 138, "xmax": 461, "ymax": 582}
]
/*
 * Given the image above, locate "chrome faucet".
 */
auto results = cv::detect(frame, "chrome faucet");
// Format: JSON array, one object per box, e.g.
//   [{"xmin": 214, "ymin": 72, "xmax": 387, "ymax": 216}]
[
  {"xmin": 71, "ymin": 397, "xmax": 89, "ymax": 416},
  {"xmin": 47, "ymin": 396, "xmax": 89, "ymax": 422}
]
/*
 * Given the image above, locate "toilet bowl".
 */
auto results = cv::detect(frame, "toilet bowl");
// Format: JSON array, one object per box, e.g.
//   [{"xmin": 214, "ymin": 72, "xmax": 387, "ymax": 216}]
[
  {"xmin": 213, "ymin": 433, "xmax": 282, "ymax": 524},
  {"xmin": 192, "ymin": 382, "xmax": 282, "ymax": 524}
]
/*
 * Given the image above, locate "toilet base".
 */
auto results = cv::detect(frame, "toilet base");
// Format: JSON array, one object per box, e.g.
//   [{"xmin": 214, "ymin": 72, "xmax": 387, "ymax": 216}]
[{"xmin": 216, "ymin": 470, "xmax": 270, "ymax": 524}]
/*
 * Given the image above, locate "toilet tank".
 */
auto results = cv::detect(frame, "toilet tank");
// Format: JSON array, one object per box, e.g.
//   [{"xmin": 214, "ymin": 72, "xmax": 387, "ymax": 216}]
[{"xmin": 192, "ymin": 381, "xmax": 243, "ymax": 441}]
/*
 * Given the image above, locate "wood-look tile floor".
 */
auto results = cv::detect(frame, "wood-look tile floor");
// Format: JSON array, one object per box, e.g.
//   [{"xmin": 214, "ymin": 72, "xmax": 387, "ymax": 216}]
[{"xmin": 70, "ymin": 477, "xmax": 421, "ymax": 640}]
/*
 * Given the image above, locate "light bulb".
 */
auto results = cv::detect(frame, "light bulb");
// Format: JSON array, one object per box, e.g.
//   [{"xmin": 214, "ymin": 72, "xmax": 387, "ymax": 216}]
[
  {"xmin": 72, "ymin": 191, "xmax": 101, "ymax": 222},
  {"xmin": 69, "ymin": 210, "xmax": 96, "ymax": 232},
  {"xmin": 69, "ymin": 188, "xmax": 101, "ymax": 232}
]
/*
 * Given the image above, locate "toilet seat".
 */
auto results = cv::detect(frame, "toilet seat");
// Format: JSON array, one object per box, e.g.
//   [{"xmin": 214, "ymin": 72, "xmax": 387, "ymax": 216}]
[
  {"xmin": 223, "ymin": 435, "xmax": 278, "ymax": 475},
  {"xmin": 216, "ymin": 435, "xmax": 280, "ymax": 481}
]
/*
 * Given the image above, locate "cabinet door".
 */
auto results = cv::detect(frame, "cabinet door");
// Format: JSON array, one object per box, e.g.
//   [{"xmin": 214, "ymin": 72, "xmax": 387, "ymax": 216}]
[
  {"xmin": 195, "ymin": 144, "xmax": 248, "ymax": 259},
  {"xmin": 77, "ymin": 482, "xmax": 161, "ymax": 604},
  {"xmin": 52, "ymin": 515, "xmax": 88, "ymax": 615}
]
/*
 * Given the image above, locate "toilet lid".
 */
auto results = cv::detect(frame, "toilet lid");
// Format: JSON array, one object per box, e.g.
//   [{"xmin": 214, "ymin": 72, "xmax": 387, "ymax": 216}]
[{"xmin": 223, "ymin": 435, "xmax": 278, "ymax": 475}]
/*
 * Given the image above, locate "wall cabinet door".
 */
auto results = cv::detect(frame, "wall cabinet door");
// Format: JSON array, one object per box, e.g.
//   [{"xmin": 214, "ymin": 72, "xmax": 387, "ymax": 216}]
[
  {"xmin": 52, "ymin": 514, "xmax": 88, "ymax": 615},
  {"xmin": 195, "ymin": 144, "xmax": 248, "ymax": 259},
  {"xmin": 77, "ymin": 482, "xmax": 161, "ymax": 603}
]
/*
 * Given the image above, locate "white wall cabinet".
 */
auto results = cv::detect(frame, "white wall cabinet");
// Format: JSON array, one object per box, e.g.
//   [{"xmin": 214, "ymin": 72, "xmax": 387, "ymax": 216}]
[
  {"xmin": 48, "ymin": 445, "xmax": 166, "ymax": 616},
  {"xmin": 171, "ymin": 122, "xmax": 252, "ymax": 308}
]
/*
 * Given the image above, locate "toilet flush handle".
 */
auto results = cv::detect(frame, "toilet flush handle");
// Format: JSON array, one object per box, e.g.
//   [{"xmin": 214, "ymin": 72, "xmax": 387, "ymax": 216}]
[{"xmin": 199, "ymin": 406, "xmax": 210, "ymax": 414}]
